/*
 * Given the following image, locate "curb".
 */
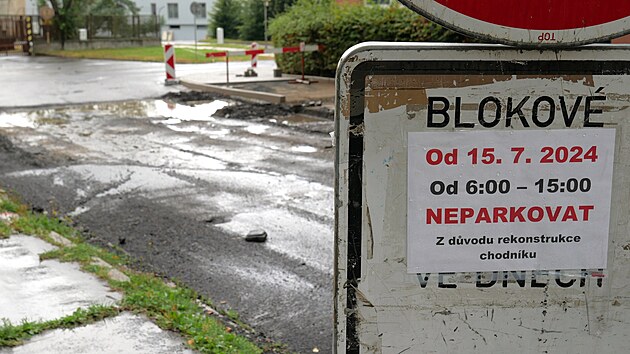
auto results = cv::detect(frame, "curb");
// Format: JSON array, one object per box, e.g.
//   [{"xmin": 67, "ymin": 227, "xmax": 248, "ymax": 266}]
[{"xmin": 180, "ymin": 79, "xmax": 286, "ymax": 104}]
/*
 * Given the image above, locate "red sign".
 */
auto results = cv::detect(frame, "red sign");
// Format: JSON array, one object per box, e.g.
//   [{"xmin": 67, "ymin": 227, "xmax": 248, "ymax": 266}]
[{"xmin": 400, "ymin": 0, "xmax": 630, "ymax": 46}]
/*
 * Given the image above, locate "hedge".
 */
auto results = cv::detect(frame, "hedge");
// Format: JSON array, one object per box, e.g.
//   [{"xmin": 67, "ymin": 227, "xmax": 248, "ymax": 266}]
[{"xmin": 268, "ymin": 0, "xmax": 474, "ymax": 77}]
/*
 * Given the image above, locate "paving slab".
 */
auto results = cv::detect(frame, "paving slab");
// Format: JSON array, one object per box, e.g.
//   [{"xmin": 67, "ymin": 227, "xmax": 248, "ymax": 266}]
[
  {"xmin": 0, "ymin": 235, "xmax": 121, "ymax": 323},
  {"xmin": 0, "ymin": 312, "xmax": 195, "ymax": 354}
]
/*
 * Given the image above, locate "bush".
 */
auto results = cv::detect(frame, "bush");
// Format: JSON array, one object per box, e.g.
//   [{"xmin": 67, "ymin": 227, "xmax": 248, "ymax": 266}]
[{"xmin": 269, "ymin": 0, "xmax": 472, "ymax": 77}]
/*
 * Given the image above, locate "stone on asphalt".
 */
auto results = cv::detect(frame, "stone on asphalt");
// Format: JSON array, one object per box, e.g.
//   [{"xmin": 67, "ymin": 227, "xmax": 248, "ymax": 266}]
[{"xmin": 245, "ymin": 229, "xmax": 267, "ymax": 242}]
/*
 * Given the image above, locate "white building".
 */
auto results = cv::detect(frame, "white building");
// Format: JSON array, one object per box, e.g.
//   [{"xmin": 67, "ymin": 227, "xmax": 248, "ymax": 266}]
[
  {"xmin": 0, "ymin": 0, "xmax": 39, "ymax": 15},
  {"xmin": 3, "ymin": 0, "xmax": 214, "ymax": 41},
  {"xmin": 133, "ymin": 0, "xmax": 213, "ymax": 41}
]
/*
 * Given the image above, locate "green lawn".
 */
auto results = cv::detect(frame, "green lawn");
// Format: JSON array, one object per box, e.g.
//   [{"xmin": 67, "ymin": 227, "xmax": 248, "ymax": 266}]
[
  {"xmin": 200, "ymin": 38, "xmax": 272, "ymax": 49},
  {"xmin": 41, "ymin": 46, "xmax": 270, "ymax": 63}
]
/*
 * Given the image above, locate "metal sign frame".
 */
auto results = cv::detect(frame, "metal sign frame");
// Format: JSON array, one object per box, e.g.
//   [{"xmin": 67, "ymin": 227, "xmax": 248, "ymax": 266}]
[
  {"xmin": 190, "ymin": 1, "xmax": 204, "ymax": 18},
  {"xmin": 334, "ymin": 43, "xmax": 630, "ymax": 353},
  {"xmin": 398, "ymin": 0, "xmax": 630, "ymax": 47}
]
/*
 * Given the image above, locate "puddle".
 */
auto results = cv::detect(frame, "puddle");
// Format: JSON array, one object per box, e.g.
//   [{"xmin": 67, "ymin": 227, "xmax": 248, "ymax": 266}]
[
  {"xmin": 149, "ymin": 100, "xmax": 229, "ymax": 123},
  {"xmin": 166, "ymin": 125, "xmax": 231, "ymax": 136},
  {"xmin": 0, "ymin": 99, "xmax": 231, "ymax": 129},
  {"xmin": 245, "ymin": 124, "xmax": 269, "ymax": 135},
  {"xmin": 0, "ymin": 112, "xmax": 35, "ymax": 128},
  {"xmin": 291, "ymin": 145, "xmax": 318, "ymax": 153},
  {"xmin": 276, "ymin": 114, "xmax": 324, "ymax": 125},
  {"xmin": 0, "ymin": 111, "xmax": 69, "ymax": 128}
]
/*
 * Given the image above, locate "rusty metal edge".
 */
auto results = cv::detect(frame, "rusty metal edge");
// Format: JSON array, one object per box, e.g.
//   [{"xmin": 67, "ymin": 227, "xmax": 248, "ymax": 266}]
[{"xmin": 397, "ymin": 0, "xmax": 630, "ymax": 48}]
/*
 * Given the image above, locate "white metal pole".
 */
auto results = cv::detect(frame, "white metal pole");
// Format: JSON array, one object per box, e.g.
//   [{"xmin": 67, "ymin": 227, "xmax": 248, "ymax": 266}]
[
  {"xmin": 194, "ymin": 14, "xmax": 198, "ymax": 61},
  {"xmin": 264, "ymin": 0, "xmax": 269, "ymax": 48}
]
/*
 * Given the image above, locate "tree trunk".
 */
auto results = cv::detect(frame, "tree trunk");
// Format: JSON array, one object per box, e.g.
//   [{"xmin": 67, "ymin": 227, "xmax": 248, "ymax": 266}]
[{"xmin": 48, "ymin": 0, "xmax": 73, "ymax": 50}]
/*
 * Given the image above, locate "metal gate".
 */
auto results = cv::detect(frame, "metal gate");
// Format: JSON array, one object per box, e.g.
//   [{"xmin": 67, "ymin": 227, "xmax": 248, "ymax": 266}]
[{"xmin": 0, "ymin": 16, "xmax": 32, "ymax": 55}]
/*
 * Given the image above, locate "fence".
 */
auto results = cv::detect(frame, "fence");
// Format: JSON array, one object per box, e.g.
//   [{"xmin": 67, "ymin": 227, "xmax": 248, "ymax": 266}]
[
  {"xmin": 0, "ymin": 16, "xmax": 27, "ymax": 41},
  {"xmin": 83, "ymin": 15, "xmax": 159, "ymax": 39},
  {"xmin": 0, "ymin": 16, "xmax": 30, "ymax": 53},
  {"xmin": 30, "ymin": 15, "xmax": 159, "ymax": 42}
]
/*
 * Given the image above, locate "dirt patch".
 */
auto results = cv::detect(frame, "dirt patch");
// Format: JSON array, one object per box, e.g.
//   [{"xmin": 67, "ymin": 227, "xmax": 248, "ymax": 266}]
[
  {"xmin": 161, "ymin": 91, "xmax": 334, "ymax": 134},
  {"xmin": 161, "ymin": 91, "xmax": 231, "ymax": 104},
  {"xmin": 0, "ymin": 135, "xmax": 51, "ymax": 168},
  {"xmin": 230, "ymin": 80, "xmax": 335, "ymax": 104},
  {"xmin": 162, "ymin": 91, "xmax": 330, "ymax": 117}
]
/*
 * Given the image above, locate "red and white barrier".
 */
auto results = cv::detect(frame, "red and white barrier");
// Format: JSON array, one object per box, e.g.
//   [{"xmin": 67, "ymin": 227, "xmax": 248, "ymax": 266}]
[
  {"xmin": 205, "ymin": 43, "xmax": 322, "ymax": 84},
  {"xmin": 250, "ymin": 42, "xmax": 259, "ymax": 68},
  {"xmin": 164, "ymin": 44, "xmax": 178, "ymax": 85},
  {"xmin": 205, "ymin": 43, "xmax": 322, "ymax": 58}
]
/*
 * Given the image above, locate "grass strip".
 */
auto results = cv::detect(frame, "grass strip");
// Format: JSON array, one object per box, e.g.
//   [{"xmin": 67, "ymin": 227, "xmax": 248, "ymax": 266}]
[
  {"xmin": 0, "ymin": 222, "xmax": 11, "ymax": 238},
  {"xmin": 0, "ymin": 199, "xmax": 20, "ymax": 213},
  {"xmin": 11, "ymin": 213, "xmax": 77, "ymax": 241},
  {"xmin": 0, "ymin": 305, "xmax": 120, "ymax": 347},
  {"xmin": 40, "ymin": 46, "xmax": 257, "ymax": 63},
  {"xmin": 121, "ymin": 274, "xmax": 261, "ymax": 353},
  {"xmin": 0, "ymin": 192, "xmax": 268, "ymax": 353}
]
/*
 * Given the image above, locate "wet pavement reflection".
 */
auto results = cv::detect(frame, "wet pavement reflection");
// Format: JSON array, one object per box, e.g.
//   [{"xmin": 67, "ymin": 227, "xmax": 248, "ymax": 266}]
[{"xmin": 0, "ymin": 98, "xmax": 335, "ymax": 351}]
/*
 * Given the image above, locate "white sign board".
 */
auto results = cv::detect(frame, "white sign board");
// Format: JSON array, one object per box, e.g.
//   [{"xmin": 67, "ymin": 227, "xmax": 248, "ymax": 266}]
[
  {"xmin": 408, "ymin": 129, "xmax": 615, "ymax": 273},
  {"xmin": 335, "ymin": 43, "xmax": 630, "ymax": 354}
]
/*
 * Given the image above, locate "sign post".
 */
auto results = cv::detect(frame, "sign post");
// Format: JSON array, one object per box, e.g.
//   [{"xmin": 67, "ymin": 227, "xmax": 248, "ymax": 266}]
[
  {"xmin": 334, "ymin": 43, "xmax": 630, "ymax": 353},
  {"xmin": 190, "ymin": 2, "xmax": 204, "ymax": 61},
  {"xmin": 163, "ymin": 43, "xmax": 178, "ymax": 85}
]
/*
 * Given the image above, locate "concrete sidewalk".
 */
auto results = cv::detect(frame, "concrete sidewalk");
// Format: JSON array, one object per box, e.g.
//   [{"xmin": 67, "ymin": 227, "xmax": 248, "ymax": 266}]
[
  {"xmin": 178, "ymin": 59, "xmax": 336, "ymax": 105},
  {"xmin": 169, "ymin": 41, "xmax": 268, "ymax": 53},
  {"xmin": 0, "ymin": 234, "xmax": 196, "ymax": 354}
]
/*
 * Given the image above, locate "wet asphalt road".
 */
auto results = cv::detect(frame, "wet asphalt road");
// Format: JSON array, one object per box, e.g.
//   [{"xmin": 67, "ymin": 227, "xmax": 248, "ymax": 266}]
[
  {"xmin": 0, "ymin": 55, "xmax": 279, "ymax": 108},
  {"xmin": 0, "ymin": 57, "xmax": 335, "ymax": 352}
]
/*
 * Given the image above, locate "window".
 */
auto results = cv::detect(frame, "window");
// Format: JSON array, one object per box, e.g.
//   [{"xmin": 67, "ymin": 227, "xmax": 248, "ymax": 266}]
[
  {"xmin": 198, "ymin": 3, "xmax": 206, "ymax": 18},
  {"xmin": 150, "ymin": 3, "xmax": 156, "ymax": 15},
  {"xmin": 167, "ymin": 3, "xmax": 178, "ymax": 19},
  {"xmin": 169, "ymin": 25, "xmax": 181, "ymax": 29}
]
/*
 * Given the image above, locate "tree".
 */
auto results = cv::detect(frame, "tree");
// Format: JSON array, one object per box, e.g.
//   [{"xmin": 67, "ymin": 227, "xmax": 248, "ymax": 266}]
[
  {"xmin": 270, "ymin": 0, "xmax": 297, "ymax": 17},
  {"xmin": 88, "ymin": 0, "xmax": 138, "ymax": 16},
  {"xmin": 238, "ymin": 0, "xmax": 297, "ymax": 41},
  {"xmin": 238, "ymin": 0, "xmax": 264, "ymax": 40},
  {"xmin": 40, "ymin": 0, "xmax": 138, "ymax": 48},
  {"xmin": 209, "ymin": 0, "xmax": 243, "ymax": 39},
  {"xmin": 85, "ymin": 0, "xmax": 139, "ymax": 39},
  {"xmin": 43, "ymin": 0, "xmax": 78, "ymax": 49}
]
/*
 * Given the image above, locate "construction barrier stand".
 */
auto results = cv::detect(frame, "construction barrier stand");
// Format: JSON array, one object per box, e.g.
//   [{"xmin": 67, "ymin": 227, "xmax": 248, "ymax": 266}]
[{"xmin": 164, "ymin": 44, "xmax": 178, "ymax": 85}]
